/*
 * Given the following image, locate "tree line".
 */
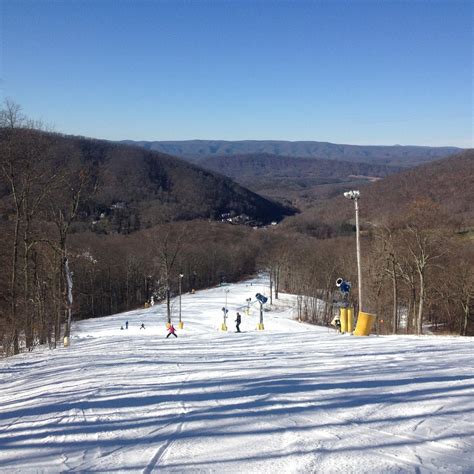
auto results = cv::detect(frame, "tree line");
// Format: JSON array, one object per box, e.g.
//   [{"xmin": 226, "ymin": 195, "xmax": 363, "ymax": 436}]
[{"xmin": 262, "ymin": 201, "xmax": 473, "ymax": 336}]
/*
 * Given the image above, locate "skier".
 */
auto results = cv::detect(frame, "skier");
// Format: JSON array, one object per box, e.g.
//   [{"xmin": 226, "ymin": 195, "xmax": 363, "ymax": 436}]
[
  {"xmin": 235, "ymin": 312, "xmax": 242, "ymax": 333},
  {"xmin": 166, "ymin": 324, "xmax": 178, "ymax": 338},
  {"xmin": 125, "ymin": 321, "xmax": 129, "ymax": 329},
  {"xmin": 140, "ymin": 323, "xmax": 146, "ymax": 329}
]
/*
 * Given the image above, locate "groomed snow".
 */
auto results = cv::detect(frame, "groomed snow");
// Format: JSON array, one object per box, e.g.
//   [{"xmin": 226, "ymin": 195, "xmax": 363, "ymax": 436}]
[{"xmin": 1, "ymin": 277, "xmax": 473, "ymax": 473}]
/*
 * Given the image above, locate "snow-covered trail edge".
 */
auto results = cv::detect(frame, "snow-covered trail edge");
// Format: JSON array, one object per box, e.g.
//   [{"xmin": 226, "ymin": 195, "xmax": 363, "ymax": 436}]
[{"xmin": 1, "ymin": 277, "xmax": 473, "ymax": 473}]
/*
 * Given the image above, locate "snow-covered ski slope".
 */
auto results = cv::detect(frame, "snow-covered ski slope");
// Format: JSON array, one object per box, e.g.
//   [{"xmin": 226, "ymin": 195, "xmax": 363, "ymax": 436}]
[{"xmin": 1, "ymin": 277, "xmax": 473, "ymax": 473}]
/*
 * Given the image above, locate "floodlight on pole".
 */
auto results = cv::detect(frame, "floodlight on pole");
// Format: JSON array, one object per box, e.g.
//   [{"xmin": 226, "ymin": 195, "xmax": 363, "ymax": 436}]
[{"xmin": 343, "ymin": 190, "xmax": 363, "ymax": 312}]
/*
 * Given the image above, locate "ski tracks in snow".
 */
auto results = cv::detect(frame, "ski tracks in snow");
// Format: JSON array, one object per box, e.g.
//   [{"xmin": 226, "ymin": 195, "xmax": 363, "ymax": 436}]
[
  {"xmin": 143, "ymin": 363, "xmax": 189, "ymax": 474},
  {"xmin": 298, "ymin": 403, "xmax": 470, "ymax": 473},
  {"xmin": 143, "ymin": 418, "xmax": 185, "ymax": 474},
  {"xmin": 1, "ymin": 277, "xmax": 473, "ymax": 473}
]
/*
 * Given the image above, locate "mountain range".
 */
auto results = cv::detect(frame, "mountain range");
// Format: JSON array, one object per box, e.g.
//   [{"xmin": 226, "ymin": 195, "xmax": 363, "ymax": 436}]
[{"xmin": 120, "ymin": 139, "xmax": 461, "ymax": 167}]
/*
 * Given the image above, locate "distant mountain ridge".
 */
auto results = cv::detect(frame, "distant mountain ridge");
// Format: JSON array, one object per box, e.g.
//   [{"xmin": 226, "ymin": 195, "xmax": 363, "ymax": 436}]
[
  {"xmin": 200, "ymin": 153, "xmax": 400, "ymax": 180},
  {"xmin": 119, "ymin": 139, "xmax": 461, "ymax": 167}
]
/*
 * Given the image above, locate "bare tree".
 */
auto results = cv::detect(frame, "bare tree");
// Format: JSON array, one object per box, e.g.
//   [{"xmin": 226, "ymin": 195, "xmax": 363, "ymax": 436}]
[
  {"xmin": 150, "ymin": 224, "xmax": 187, "ymax": 324},
  {"xmin": 0, "ymin": 99, "xmax": 26, "ymax": 129},
  {"xmin": 372, "ymin": 223, "xmax": 403, "ymax": 333}
]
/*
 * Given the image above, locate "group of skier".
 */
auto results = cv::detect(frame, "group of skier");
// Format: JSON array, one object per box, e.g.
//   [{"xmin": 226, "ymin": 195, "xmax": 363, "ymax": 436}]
[
  {"xmin": 121, "ymin": 311, "xmax": 243, "ymax": 338},
  {"xmin": 121, "ymin": 321, "xmax": 146, "ymax": 330}
]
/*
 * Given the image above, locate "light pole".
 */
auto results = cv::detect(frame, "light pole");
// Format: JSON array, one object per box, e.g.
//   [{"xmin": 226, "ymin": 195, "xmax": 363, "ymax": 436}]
[
  {"xmin": 343, "ymin": 190, "xmax": 362, "ymax": 312},
  {"xmin": 178, "ymin": 273, "xmax": 184, "ymax": 328}
]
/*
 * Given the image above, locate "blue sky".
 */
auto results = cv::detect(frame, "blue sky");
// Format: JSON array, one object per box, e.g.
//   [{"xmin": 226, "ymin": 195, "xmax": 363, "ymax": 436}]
[{"xmin": 1, "ymin": 0, "xmax": 472, "ymax": 146}]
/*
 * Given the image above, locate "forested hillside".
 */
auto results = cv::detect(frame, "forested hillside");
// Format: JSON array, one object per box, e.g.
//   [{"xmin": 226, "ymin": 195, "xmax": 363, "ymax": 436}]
[
  {"xmin": 122, "ymin": 139, "xmax": 460, "ymax": 167},
  {"xmin": 359, "ymin": 149, "xmax": 474, "ymax": 225},
  {"xmin": 2, "ymin": 131, "xmax": 292, "ymax": 231},
  {"xmin": 284, "ymin": 149, "xmax": 474, "ymax": 234}
]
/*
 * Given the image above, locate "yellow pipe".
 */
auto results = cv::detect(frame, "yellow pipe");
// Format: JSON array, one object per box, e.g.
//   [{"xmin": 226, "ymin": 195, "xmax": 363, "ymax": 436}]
[
  {"xmin": 354, "ymin": 311, "xmax": 376, "ymax": 336},
  {"xmin": 340, "ymin": 308, "xmax": 348, "ymax": 333},
  {"xmin": 347, "ymin": 307, "xmax": 354, "ymax": 333}
]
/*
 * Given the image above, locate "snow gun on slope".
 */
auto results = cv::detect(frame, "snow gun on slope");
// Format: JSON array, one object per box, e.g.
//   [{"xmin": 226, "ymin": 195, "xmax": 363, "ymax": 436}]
[
  {"xmin": 255, "ymin": 293, "xmax": 268, "ymax": 330},
  {"xmin": 334, "ymin": 278, "xmax": 354, "ymax": 333}
]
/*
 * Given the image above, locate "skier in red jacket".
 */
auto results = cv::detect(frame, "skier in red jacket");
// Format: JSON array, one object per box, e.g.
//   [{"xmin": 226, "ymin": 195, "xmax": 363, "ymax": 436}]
[{"xmin": 166, "ymin": 324, "xmax": 178, "ymax": 338}]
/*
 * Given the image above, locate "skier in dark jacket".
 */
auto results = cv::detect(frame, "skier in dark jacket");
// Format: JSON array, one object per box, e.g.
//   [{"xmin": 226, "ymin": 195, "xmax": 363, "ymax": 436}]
[
  {"xmin": 166, "ymin": 324, "xmax": 178, "ymax": 338},
  {"xmin": 235, "ymin": 312, "xmax": 242, "ymax": 333}
]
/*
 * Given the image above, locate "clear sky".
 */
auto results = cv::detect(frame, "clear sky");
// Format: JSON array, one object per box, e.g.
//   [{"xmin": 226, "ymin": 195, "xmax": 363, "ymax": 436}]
[{"xmin": 1, "ymin": 0, "xmax": 472, "ymax": 147}]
